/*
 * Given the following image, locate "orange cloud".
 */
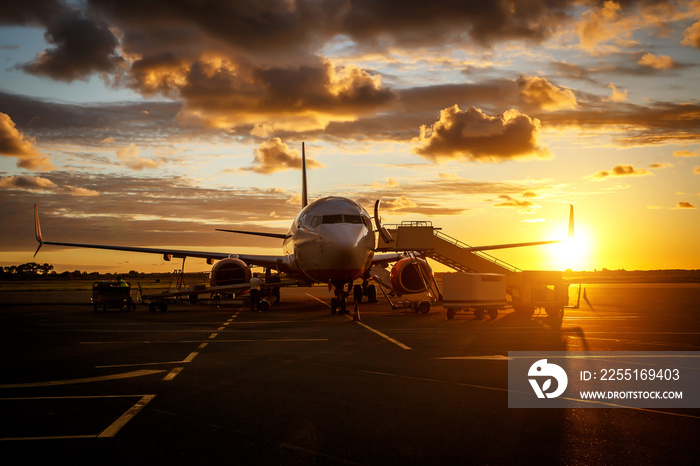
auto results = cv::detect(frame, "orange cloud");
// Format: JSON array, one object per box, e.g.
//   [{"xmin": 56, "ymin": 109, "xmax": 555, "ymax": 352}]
[
  {"xmin": 603, "ymin": 83, "xmax": 628, "ymax": 102},
  {"xmin": 517, "ymin": 75, "xmax": 577, "ymax": 111},
  {"xmin": 414, "ymin": 106, "xmax": 550, "ymax": 163},
  {"xmin": 116, "ymin": 143, "xmax": 161, "ymax": 170},
  {"xmin": 589, "ymin": 164, "xmax": 652, "ymax": 180},
  {"xmin": 0, "ymin": 175, "xmax": 98, "ymax": 196},
  {"xmin": 638, "ymin": 52, "xmax": 676, "ymax": 70},
  {"xmin": 0, "ymin": 113, "xmax": 54, "ymax": 171},
  {"xmin": 675, "ymin": 201, "xmax": 696, "ymax": 209}
]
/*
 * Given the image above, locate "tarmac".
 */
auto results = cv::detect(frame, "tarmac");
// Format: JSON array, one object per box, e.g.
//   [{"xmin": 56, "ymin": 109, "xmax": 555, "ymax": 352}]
[{"xmin": 1, "ymin": 283, "xmax": 699, "ymax": 464}]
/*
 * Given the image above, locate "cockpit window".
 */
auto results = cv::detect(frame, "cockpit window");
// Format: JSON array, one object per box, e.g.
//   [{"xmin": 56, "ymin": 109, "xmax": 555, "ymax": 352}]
[
  {"xmin": 309, "ymin": 214, "xmax": 372, "ymax": 228},
  {"xmin": 322, "ymin": 214, "xmax": 343, "ymax": 224}
]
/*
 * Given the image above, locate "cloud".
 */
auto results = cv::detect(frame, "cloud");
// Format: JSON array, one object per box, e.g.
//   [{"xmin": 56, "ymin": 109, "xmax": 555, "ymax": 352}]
[
  {"xmin": 494, "ymin": 194, "xmax": 534, "ymax": 208},
  {"xmin": 675, "ymin": 201, "xmax": 696, "ymax": 209},
  {"xmin": 4, "ymin": 0, "xmax": 125, "ymax": 81},
  {"xmin": 638, "ymin": 52, "xmax": 676, "ymax": 70},
  {"xmin": 413, "ymin": 106, "xmax": 550, "ymax": 163},
  {"xmin": 603, "ymin": 83, "xmax": 628, "ymax": 102},
  {"xmin": 576, "ymin": 1, "xmax": 630, "ymax": 53},
  {"xmin": 0, "ymin": 113, "xmax": 54, "ymax": 171},
  {"xmin": 0, "ymin": 175, "xmax": 98, "ymax": 196},
  {"xmin": 517, "ymin": 75, "xmax": 577, "ymax": 111},
  {"xmin": 116, "ymin": 144, "xmax": 161, "ymax": 170},
  {"xmin": 682, "ymin": 20, "xmax": 700, "ymax": 48},
  {"xmin": 589, "ymin": 164, "xmax": 652, "ymax": 180},
  {"xmin": 695, "ymin": 166, "xmax": 700, "ymax": 174},
  {"xmin": 673, "ymin": 149, "xmax": 700, "ymax": 157},
  {"xmin": 245, "ymin": 138, "xmax": 323, "ymax": 174}
]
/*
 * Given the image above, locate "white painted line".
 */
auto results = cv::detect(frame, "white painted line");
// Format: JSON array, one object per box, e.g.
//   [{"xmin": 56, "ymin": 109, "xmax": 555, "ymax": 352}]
[
  {"xmin": 347, "ymin": 316, "xmax": 412, "ymax": 350},
  {"xmin": 162, "ymin": 367, "xmax": 184, "ymax": 381},
  {"xmin": 98, "ymin": 394, "xmax": 156, "ymax": 438},
  {"xmin": 208, "ymin": 333, "xmax": 218, "ymax": 339},
  {"xmin": 183, "ymin": 352, "xmax": 198, "ymax": 363},
  {"xmin": 305, "ymin": 292, "xmax": 411, "ymax": 349},
  {"xmin": 306, "ymin": 293, "xmax": 330, "ymax": 307},
  {"xmin": 198, "ymin": 342, "xmax": 208, "ymax": 349},
  {"xmin": 0, "ymin": 370, "xmax": 165, "ymax": 389},
  {"xmin": 217, "ymin": 326, "xmax": 226, "ymax": 331}
]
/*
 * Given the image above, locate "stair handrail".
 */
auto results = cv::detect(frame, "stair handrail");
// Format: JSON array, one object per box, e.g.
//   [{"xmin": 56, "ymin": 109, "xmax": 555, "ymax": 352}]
[{"xmin": 433, "ymin": 230, "xmax": 522, "ymax": 274}]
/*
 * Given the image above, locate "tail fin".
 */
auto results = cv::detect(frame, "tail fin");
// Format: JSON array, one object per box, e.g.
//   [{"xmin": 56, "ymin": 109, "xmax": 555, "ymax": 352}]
[
  {"xmin": 568, "ymin": 204, "xmax": 575, "ymax": 240},
  {"xmin": 301, "ymin": 142, "xmax": 308, "ymax": 208}
]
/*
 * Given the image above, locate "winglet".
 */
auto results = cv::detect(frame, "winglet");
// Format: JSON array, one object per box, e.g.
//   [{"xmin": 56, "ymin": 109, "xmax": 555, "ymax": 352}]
[
  {"xmin": 568, "ymin": 204, "xmax": 575, "ymax": 240},
  {"xmin": 33, "ymin": 204, "xmax": 44, "ymax": 257},
  {"xmin": 301, "ymin": 142, "xmax": 308, "ymax": 208}
]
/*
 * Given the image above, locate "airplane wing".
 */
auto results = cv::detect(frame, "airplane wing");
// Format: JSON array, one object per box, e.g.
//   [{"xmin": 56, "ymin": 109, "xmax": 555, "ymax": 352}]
[{"xmin": 33, "ymin": 205, "xmax": 290, "ymax": 271}]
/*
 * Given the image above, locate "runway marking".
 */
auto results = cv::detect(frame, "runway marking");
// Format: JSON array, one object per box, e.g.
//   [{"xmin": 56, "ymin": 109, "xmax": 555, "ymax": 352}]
[
  {"xmin": 305, "ymin": 293, "xmax": 331, "ymax": 308},
  {"xmin": 304, "ymin": 292, "xmax": 411, "ymax": 349},
  {"xmin": 348, "ymin": 318, "xmax": 412, "ymax": 350},
  {"xmin": 198, "ymin": 342, "xmax": 208, "ymax": 349},
  {"xmin": 162, "ymin": 367, "xmax": 184, "ymax": 381},
  {"xmin": 98, "ymin": 394, "xmax": 156, "ymax": 437},
  {"xmin": 208, "ymin": 333, "xmax": 218, "ymax": 339},
  {"xmin": 183, "ymin": 351, "xmax": 199, "ymax": 363},
  {"xmin": 217, "ymin": 326, "xmax": 226, "ymax": 331},
  {"xmin": 0, "ymin": 394, "xmax": 157, "ymax": 441},
  {"xmin": 0, "ymin": 370, "xmax": 165, "ymax": 388}
]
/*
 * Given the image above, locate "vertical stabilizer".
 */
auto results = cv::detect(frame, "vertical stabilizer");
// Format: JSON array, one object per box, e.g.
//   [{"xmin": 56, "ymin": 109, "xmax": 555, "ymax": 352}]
[
  {"xmin": 301, "ymin": 142, "xmax": 308, "ymax": 208},
  {"xmin": 568, "ymin": 204, "xmax": 575, "ymax": 240}
]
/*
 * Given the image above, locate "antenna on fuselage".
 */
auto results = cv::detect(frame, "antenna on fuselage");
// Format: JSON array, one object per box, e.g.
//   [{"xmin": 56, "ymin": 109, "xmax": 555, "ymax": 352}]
[{"xmin": 301, "ymin": 142, "xmax": 308, "ymax": 208}]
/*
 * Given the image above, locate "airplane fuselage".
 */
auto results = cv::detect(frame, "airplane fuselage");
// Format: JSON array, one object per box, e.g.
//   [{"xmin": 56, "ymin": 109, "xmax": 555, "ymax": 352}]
[{"xmin": 282, "ymin": 197, "xmax": 375, "ymax": 284}]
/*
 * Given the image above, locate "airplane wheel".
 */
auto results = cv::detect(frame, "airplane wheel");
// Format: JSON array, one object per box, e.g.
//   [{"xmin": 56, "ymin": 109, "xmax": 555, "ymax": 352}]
[
  {"xmin": 489, "ymin": 309, "xmax": 499, "ymax": 319},
  {"xmin": 330, "ymin": 298, "xmax": 338, "ymax": 315},
  {"xmin": 418, "ymin": 300, "xmax": 430, "ymax": 314},
  {"xmin": 353, "ymin": 284, "xmax": 363, "ymax": 303},
  {"xmin": 259, "ymin": 299, "xmax": 270, "ymax": 312},
  {"xmin": 474, "ymin": 309, "xmax": 485, "ymax": 320},
  {"xmin": 339, "ymin": 299, "xmax": 348, "ymax": 314},
  {"xmin": 271, "ymin": 287, "xmax": 280, "ymax": 304},
  {"xmin": 149, "ymin": 302, "xmax": 157, "ymax": 313},
  {"xmin": 367, "ymin": 284, "xmax": 377, "ymax": 303}
]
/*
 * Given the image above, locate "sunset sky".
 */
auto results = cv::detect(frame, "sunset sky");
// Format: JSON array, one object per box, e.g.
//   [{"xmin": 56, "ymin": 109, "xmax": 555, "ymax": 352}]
[{"xmin": 1, "ymin": 0, "xmax": 699, "ymax": 274}]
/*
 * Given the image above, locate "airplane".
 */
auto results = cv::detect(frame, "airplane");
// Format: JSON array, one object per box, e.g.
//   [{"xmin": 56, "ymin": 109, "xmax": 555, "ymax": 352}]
[{"xmin": 33, "ymin": 142, "xmax": 572, "ymax": 314}]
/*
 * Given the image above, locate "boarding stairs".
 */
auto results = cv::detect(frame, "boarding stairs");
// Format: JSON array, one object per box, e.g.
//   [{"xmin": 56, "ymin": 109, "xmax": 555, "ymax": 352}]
[{"xmin": 376, "ymin": 221, "xmax": 570, "ymax": 316}]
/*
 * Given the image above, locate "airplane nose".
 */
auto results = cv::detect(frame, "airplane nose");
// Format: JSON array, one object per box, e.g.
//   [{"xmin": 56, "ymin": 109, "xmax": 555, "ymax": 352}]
[{"xmin": 320, "ymin": 225, "xmax": 373, "ymax": 271}]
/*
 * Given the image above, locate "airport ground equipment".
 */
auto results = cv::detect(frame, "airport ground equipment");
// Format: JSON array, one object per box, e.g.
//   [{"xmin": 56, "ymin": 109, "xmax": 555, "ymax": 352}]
[
  {"xmin": 376, "ymin": 221, "xmax": 570, "ymax": 322},
  {"xmin": 442, "ymin": 273, "xmax": 507, "ymax": 320},
  {"xmin": 92, "ymin": 281, "xmax": 135, "ymax": 312}
]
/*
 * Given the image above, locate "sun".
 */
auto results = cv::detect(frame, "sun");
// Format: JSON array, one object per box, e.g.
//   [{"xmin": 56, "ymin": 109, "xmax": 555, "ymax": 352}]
[{"xmin": 547, "ymin": 225, "xmax": 593, "ymax": 271}]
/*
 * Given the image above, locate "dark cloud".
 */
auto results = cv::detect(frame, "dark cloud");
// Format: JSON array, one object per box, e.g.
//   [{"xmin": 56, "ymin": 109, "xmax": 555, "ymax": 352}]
[
  {"xmin": 245, "ymin": 138, "xmax": 323, "ymax": 174},
  {"xmin": 20, "ymin": 12, "xmax": 124, "ymax": 81},
  {"xmin": 0, "ymin": 172, "xmax": 300, "ymax": 252},
  {"xmin": 676, "ymin": 201, "xmax": 696, "ymax": 209},
  {"xmin": 414, "ymin": 105, "xmax": 550, "ymax": 163}
]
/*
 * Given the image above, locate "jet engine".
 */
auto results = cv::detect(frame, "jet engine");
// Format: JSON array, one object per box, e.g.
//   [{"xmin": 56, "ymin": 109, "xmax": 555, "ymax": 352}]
[
  {"xmin": 390, "ymin": 257, "xmax": 432, "ymax": 295},
  {"xmin": 209, "ymin": 258, "xmax": 251, "ymax": 287}
]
